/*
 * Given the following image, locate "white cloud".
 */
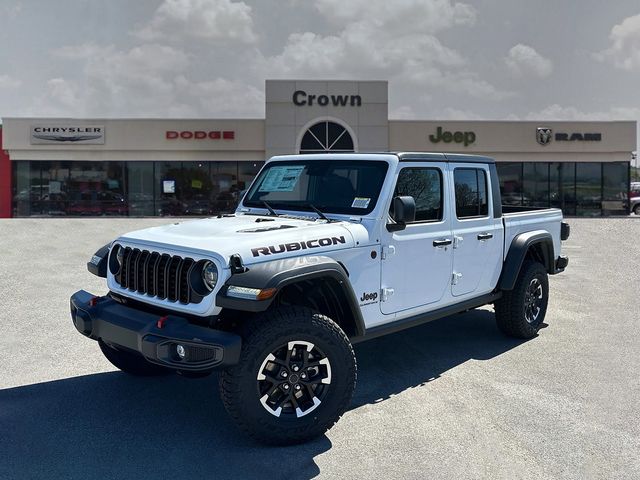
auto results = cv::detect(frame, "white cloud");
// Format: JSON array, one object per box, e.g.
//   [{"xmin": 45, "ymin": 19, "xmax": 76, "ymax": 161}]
[
  {"xmin": 2, "ymin": 2, "xmax": 21, "ymax": 19},
  {"xmin": 256, "ymin": 0, "xmax": 511, "ymax": 101},
  {"xmin": 46, "ymin": 78, "xmax": 81, "ymax": 109},
  {"xmin": 314, "ymin": 0, "xmax": 476, "ymax": 32},
  {"xmin": 0, "ymin": 74, "xmax": 21, "ymax": 89},
  {"xmin": 135, "ymin": 0, "xmax": 257, "ymax": 44},
  {"xmin": 505, "ymin": 44, "xmax": 553, "ymax": 78},
  {"xmin": 174, "ymin": 76, "xmax": 264, "ymax": 117},
  {"xmin": 524, "ymin": 104, "xmax": 640, "ymax": 121},
  {"xmin": 38, "ymin": 41, "xmax": 263, "ymax": 117},
  {"xmin": 55, "ymin": 43, "xmax": 114, "ymax": 60},
  {"xmin": 597, "ymin": 13, "xmax": 640, "ymax": 71},
  {"xmin": 52, "ymin": 43, "xmax": 192, "ymax": 115},
  {"xmin": 440, "ymin": 107, "xmax": 485, "ymax": 120},
  {"xmin": 389, "ymin": 105, "xmax": 418, "ymax": 119}
]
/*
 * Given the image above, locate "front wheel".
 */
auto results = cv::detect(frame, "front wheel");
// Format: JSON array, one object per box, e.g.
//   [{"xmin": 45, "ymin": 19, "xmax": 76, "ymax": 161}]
[
  {"xmin": 495, "ymin": 260, "xmax": 549, "ymax": 339},
  {"xmin": 219, "ymin": 307, "xmax": 356, "ymax": 445},
  {"xmin": 633, "ymin": 204, "xmax": 640, "ymax": 215}
]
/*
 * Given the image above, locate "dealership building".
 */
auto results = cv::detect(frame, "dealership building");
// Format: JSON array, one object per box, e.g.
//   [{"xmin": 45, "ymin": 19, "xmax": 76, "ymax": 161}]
[{"xmin": 0, "ymin": 80, "xmax": 636, "ymax": 218}]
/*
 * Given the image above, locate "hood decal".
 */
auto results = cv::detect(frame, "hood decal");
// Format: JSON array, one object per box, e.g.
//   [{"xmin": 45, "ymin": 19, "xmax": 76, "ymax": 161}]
[{"xmin": 251, "ymin": 235, "xmax": 346, "ymax": 257}]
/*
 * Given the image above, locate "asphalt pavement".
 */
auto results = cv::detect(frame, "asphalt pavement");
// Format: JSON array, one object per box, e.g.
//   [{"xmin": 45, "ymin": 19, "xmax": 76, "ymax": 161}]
[{"xmin": 1, "ymin": 217, "xmax": 639, "ymax": 479}]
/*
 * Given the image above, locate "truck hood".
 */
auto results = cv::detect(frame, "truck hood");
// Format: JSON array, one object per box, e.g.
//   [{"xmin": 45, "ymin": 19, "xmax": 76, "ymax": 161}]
[{"xmin": 118, "ymin": 214, "xmax": 360, "ymax": 265}]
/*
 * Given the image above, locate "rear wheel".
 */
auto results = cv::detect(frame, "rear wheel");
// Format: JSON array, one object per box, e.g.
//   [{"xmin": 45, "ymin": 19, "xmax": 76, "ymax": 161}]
[
  {"xmin": 98, "ymin": 339, "xmax": 172, "ymax": 376},
  {"xmin": 495, "ymin": 260, "xmax": 549, "ymax": 339},
  {"xmin": 219, "ymin": 306, "xmax": 356, "ymax": 445}
]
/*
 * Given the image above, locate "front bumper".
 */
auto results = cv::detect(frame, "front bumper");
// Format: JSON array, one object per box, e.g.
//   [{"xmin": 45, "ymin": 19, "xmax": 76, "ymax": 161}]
[{"xmin": 70, "ymin": 290, "xmax": 241, "ymax": 372}]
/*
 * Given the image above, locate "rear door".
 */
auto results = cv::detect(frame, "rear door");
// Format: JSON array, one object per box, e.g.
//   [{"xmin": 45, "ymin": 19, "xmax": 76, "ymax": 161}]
[
  {"xmin": 450, "ymin": 164, "xmax": 504, "ymax": 297},
  {"xmin": 380, "ymin": 162, "xmax": 453, "ymax": 314}
]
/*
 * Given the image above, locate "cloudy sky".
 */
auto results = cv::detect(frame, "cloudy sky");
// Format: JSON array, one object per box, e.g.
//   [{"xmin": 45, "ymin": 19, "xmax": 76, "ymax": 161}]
[{"xmin": 1, "ymin": 0, "xmax": 640, "ymax": 127}]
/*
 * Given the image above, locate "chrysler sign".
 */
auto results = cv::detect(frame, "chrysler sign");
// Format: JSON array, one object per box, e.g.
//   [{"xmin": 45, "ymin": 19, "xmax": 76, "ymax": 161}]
[{"xmin": 31, "ymin": 125, "xmax": 105, "ymax": 145}]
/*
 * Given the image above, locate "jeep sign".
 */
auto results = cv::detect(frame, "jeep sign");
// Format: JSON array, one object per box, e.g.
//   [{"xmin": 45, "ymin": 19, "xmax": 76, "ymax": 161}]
[{"xmin": 429, "ymin": 126, "xmax": 476, "ymax": 147}]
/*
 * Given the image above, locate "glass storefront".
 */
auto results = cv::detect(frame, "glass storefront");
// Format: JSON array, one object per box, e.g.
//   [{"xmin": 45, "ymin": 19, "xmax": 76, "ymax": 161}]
[
  {"xmin": 497, "ymin": 161, "xmax": 629, "ymax": 216},
  {"xmin": 11, "ymin": 159, "xmax": 630, "ymax": 217},
  {"xmin": 12, "ymin": 160, "xmax": 263, "ymax": 217}
]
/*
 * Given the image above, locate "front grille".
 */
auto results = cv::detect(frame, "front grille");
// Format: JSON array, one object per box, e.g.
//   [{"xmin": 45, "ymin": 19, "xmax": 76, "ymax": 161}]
[{"xmin": 115, "ymin": 247, "xmax": 201, "ymax": 304}]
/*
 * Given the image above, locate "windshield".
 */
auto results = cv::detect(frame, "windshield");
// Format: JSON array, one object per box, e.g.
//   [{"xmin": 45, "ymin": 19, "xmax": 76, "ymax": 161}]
[{"xmin": 243, "ymin": 159, "xmax": 389, "ymax": 215}]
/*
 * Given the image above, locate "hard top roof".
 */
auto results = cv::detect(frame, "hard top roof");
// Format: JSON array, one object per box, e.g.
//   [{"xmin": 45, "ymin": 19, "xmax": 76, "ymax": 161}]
[{"xmin": 269, "ymin": 152, "xmax": 495, "ymax": 164}]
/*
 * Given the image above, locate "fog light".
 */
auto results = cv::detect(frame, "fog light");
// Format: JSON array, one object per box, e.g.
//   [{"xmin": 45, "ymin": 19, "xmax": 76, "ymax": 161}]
[{"xmin": 176, "ymin": 344, "xmax": 186, "ymax": 359}]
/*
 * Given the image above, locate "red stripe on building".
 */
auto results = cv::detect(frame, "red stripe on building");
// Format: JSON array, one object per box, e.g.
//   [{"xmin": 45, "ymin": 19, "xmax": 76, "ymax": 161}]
[{"xmin": 0, "ymin": 128, "xmax": 12, "ymax": 218}]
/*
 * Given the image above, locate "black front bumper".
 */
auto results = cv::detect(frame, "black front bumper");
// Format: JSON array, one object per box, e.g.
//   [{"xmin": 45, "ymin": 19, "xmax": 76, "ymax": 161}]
[{"xmin": 70, "ymin": 290, "xmax": 241, "ymax": 372}]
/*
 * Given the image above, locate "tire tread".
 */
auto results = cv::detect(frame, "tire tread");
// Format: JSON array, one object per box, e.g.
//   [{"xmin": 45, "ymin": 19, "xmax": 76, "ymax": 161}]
[
  {"xmin": 495, "ymin": 260, "xmax": 548, "ymax": 339},
  {"xmin": 219, "ymin": 306, "xmax": 356, "ymax": 445}
]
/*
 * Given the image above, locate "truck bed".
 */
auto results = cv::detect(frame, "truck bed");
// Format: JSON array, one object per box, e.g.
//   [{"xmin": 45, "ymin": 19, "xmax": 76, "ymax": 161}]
[{"xmin": 502, "ymin": 207, "xmax": 564, "ymax": 262}]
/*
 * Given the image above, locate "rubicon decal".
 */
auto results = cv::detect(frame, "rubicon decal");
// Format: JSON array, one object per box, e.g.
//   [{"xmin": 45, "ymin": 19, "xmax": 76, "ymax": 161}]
[{"xmin": 251, "ymin": 236, "xmax": 346, "ymax": 257}]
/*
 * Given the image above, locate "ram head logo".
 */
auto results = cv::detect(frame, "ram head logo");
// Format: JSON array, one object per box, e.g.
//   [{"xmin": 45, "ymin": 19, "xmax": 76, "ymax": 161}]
[{"xmin": 536, "ymin": 127, "xmax": 552, "ymax": 146}]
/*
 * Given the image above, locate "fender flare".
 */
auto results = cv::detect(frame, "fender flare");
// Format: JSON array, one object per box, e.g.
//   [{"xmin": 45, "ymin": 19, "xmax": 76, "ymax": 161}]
[
  {"xmin": 216, "ymin": 255, "xmax": 365, "ymax": 337},
  {"xmin": 498, "ymin": 231, "xmax": 555, "ymax": 291}
]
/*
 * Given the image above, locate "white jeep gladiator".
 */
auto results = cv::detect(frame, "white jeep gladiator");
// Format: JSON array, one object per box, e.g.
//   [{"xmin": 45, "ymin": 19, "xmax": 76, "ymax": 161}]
[{"xmin": 71, "ymin": 152, "xmax": 570, "ymax": 444}]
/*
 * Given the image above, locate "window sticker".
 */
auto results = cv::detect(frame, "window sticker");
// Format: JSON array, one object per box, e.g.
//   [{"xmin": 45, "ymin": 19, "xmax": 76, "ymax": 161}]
[
  {"xmin": 163, "ymin": 180, "xmax": 176, "ymax": 194},
  {"xmin": 49, "ymin": 181, "xmax": 61, "ymax": 194},
  {"xmin": 258, "ymin": 166, "xmax": 305, "ymax": 192},
  {"xmin": 351, "ymin": 197, "xmax": 371, "ymax": 209}
]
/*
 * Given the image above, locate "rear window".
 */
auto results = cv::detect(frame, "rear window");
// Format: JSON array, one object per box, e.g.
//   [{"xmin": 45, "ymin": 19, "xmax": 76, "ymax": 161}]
[{"xmin": 454, "ymin": 168, "xmax": 488, "ymax": 218}]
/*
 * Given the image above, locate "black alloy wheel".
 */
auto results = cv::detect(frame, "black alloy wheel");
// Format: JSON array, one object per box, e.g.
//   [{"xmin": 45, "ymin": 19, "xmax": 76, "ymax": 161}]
[
  {"xmin": 219, "ymin": 306, "xmax": 356, "ymax": 445},
  {"xmin": 256, "ymin": 340, "xmax": 332, "ymax": 418},
  {"xmin": 524, "ymin": 278, "xmax": 544, "ymax": 325},
  {"xmin": 495, "ymin": 260, "xmax": 549, "ymax": 339}
]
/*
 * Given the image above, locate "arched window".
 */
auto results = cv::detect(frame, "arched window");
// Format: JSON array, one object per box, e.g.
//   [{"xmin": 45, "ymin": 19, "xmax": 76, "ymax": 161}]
[{"xmin": 299, "ymin": 121, "xmax": 354, "ymax": 154}]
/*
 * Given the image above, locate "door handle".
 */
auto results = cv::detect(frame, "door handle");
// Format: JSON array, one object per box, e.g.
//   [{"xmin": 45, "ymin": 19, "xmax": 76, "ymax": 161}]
[
  {"xmin": 433, "ymin": 239, "xmax": 452, "ymax": 247},
  {"xmin": 477, "ymin": 233, "xmax": 493, "ymax": 241}
]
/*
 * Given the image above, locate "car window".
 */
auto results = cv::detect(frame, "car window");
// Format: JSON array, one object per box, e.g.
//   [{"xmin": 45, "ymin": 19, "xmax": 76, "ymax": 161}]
[
  {"xmin": 454, "ymin": 168, "xmax": 488, "ymax": 218},
  {"xmin": 244, "ymin": 160, "xmax": 388, "ymax": 215},
  {"xmin": 391, "ymin": 167, "xmax": 443, "ymax": 222}
]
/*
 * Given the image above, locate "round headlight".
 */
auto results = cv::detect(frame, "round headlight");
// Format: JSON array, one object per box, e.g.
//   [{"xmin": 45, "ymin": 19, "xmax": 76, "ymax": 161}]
[{"xmin": 202, "ymin": 261, "xmax": 218, "ymax": 290}]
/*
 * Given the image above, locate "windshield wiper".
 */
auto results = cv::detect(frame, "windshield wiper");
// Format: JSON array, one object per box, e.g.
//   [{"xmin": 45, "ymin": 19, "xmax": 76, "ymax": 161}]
[
  {"xmin": 306, "ymin": 204, "xmax": 334, "ymax": 222},
  {"xmin": 262, "ymin": 200, "xmax": 279, "ymax": 217}
]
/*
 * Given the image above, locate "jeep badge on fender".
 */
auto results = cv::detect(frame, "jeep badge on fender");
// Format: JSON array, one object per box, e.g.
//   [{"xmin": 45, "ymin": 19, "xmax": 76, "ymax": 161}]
[
  {"xmin": 360, "ymin": 291, "xmax": 378, "ymax": 303},
  {"xmin": 70, "ymin": 152, "xmax": 569, "ymax": 445}
]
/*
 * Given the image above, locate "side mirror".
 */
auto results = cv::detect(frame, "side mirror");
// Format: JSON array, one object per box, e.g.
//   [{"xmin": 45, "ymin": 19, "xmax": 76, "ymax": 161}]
[{"xmin": 387, "ymin": 196, "xmax": 415, "ymax": 232}]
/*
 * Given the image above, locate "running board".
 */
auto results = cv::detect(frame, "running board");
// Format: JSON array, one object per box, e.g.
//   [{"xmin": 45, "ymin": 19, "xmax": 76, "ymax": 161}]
[{"xmin": 352, "ymin": 292, "xmax": 502, "ymax": 344}]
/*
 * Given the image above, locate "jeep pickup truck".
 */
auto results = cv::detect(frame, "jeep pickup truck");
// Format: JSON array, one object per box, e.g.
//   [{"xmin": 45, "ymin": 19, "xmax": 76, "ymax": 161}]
[{"xmin": 71, "ymin": 152, "xmax": 570, "ymax": 444}]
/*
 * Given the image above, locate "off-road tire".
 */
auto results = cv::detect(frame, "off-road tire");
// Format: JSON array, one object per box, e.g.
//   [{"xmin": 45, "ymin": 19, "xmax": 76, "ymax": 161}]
[
  {"xmin": 98, "ymin": 339, "xmax": 172, "ymax": 376},
  {"xmin": 495, "ymin": 260, "xmax": 549, "ymax": 339},
  {"xmin": 219, "ymin": 306, "xmax": 357, "ymax": 445}
]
